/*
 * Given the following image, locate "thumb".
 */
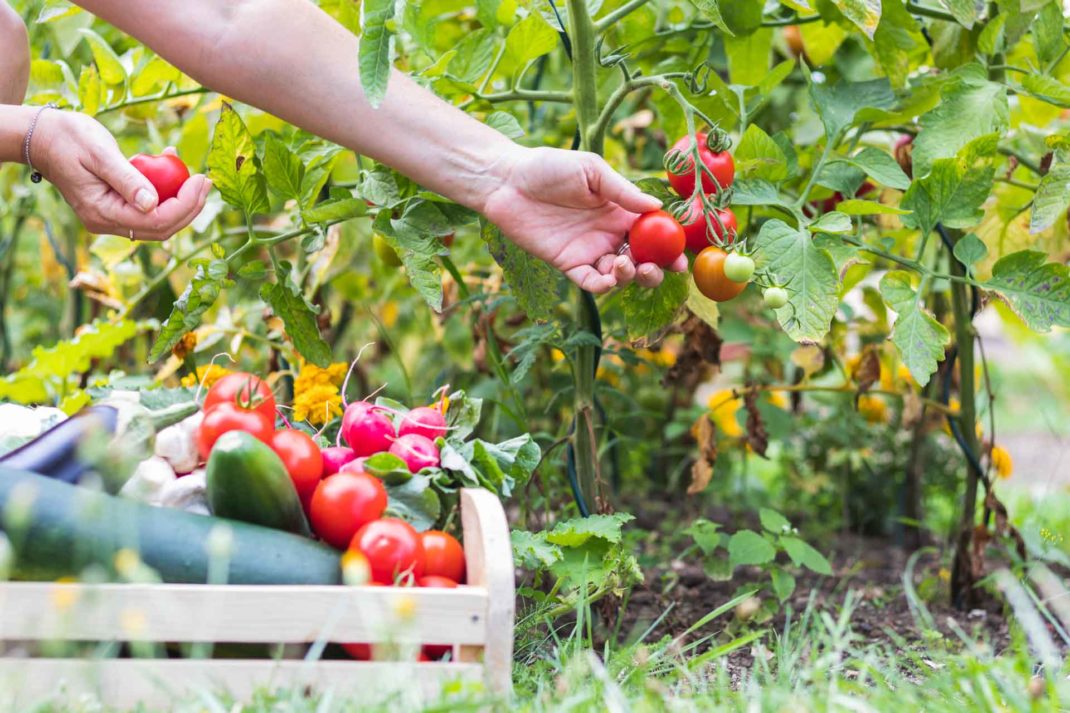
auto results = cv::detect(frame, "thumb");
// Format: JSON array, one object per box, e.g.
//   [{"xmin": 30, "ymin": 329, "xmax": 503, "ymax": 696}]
[
  {"xmin": 590, "ymin": 159, "xmax": 662, "ymax": 214},
  {"xmin": 95, "ymin": 150, "xmax": 159, "ymax": 213}
]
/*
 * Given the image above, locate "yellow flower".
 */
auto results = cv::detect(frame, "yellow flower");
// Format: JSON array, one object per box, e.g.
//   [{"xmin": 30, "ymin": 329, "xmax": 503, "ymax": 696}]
[
  {"xmin": 767, "ymin": 391, "xmax": 790, "ymax": 410},
  {"xmin": 857, "ymin": 395, "xmax": 888, "ymax": 424},
  {"xmin": 381, "ymin": 301, "xmax": 399, "ymax": 329},
  {"xmin": 991, "ymin": 445, "xmax": 1013, "ymax": 479},
  {"xmin": 707, "ymin": 389, "xmax": 743, "ymax": 438},
  {"xmin": 292, "ymin": 361, "xmax": 349, "ymax": 426},
  {"xmin": 551, "ymin": 348, "xmax": 566, "ymax": 362},
  {"xmin": 180, "ymin": 363, "xmax": 232, "ymax": 389}
]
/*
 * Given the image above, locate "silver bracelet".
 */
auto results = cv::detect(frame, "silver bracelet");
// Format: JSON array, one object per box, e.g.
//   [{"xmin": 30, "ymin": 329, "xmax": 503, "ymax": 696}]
[{"xmin": 23, "ymin": 103, "xmax": 57, "ymax": 184}]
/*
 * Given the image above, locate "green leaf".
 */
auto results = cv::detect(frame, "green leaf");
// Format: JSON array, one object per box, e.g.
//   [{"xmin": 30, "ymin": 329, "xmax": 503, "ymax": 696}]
[
  {"xmin": 237, "ymin": 260, "xmax": 268, "ymax": 281},
  {"xmin": 448, "ymin": 29, "xmax": 498, "ymax": 84},
  {"xmin": 724, "ymin": 28, "xmax": 772, "ymax": 86},
  {"xmin": 504, "ymin": 12, "xmax": 558, "ymax": 68},
  {"xmin": 359, "ymin": 0, "xmax": 395, "ymax": 108},
  {"xmin": 444, "ymin": 390, "xmax": 483, "ymax": 441},
  {"xmin": 753, "ymin": 220, "xmax": 839, "ymax": 342},
  {"xmin": 952, "ymin": 233, "xmax": 988, "ymax": 271},
  {"xmin": 720, "ymin": 0, "xmax": 763, "ymax": 34},
  {"xmin": 733, "ymin": 124, "xmax": 789, "ymax": 182},
  {"xmin": 686, "ymin": 277, "xmax": 720, "ymax": 329},
  {"xmin": 511, "ymin": 530, "xmax": 561, "ymax": 569},
  {"xmin": 363, "ymin": 452, "xmax": 414, "ymax": 485},
  {"xmin": 621, "ymin": 272, "xmax": 688, "ymax": 340},
  {"xmin": 759, "ymin": 508, "xmax": 791, "ymax": 534},
  {"xmin": 1033, "ymin": 2, "xmax": 1066, "ymax": 65},
  {"xmin": 832, "ymin": 0, "xmax": 881, "ymax": 38},
  {"xmin": 260, "ymin": 264, "xmax": 332, "ymax": 367},
  {"xmin": 547, "ymin": 513, "xmax": 635, "ymax": 547},
  {"xmin": 846, "ymin": 147, "xmax": 910, "ymax": 190},
  {"xmin": 817, "ymin": 161, "xmax": 867, "ymax": 195},
  {"xmin": 149, "ymin": 262, "xmax": 227, "ymax": 362},
  {"xmin": 983, "ymin": 251, "xmax": 1070, "ymax": 332},
  {"xmin": 384, "ymin": 476, "xmax": 441, "ymax": 532},
  {"xmin": 689, "ymin": 0, "xmax": 733, "ymax": 34},
  {"xmin": 684, "ymin": 518, "xmax": 723, "ymax": 555},
  {"xmin": 728, "ymin": 530, "xmax": 776, "ymax": 568},
  {"xmin": 77, "ymin": 65, "xmax": 102, "ymax": 116},
  {"xmin": 901, "ymin": 141, "xmax": 996, "ymax": 235},
  {"xmin": 262, "ymin": 134, "xmax": 305, "ymax": 202},
  {"xmin": 808, "ymin": 75, "xmax": 895, "ymax": 140},
  {"xmin": 771, "ymin": 568, "xmax": 796, "ymax": 603},
  {"xmin": 130, "ymin": 56, "xmax": 181, "ymax": 97},
  {"xmin": 78, "ymin": 29, "xmax": 125, "ymax": 85},
  {"xmin": 912, "ymin": 64, "xmax": 1008, "ymax": 178},
  {"xmin": 486, "ymin": 111, "xmax": 525, "ymax": 139},
  {"xmin": 1031, "ymin": 147, "xmax": 1070, "ymax": 233},
  {"xmin": 879, "ymin": 271, "xmax": 950, "ymax": 386},
  {"xmin": 939, "ymin": 0, "xmax": 978, "ymax": 27},
  {"xmin": 481, "ymin": 220, "xmax": 561, "ymax": 321},
  {"xmin": 730, "ymin": 179, "xmax": 787, "ymax": 207},
  {"xmin": 301, "ymin": 198, "xmax": 368, "ymax": 224},
  {"xmin": 870, "ymin": 0, "xmax": 927, "ymax": 89},
  {"xmin": 809, "ymin": 211, "xmax": 853, "ymax": 234},
  {"xmin": 1019, "ymin": 74, "xmax": 1070, "ymax": 109},
  {"xmin": 781, "ymin": 536, "xmax": 832, "ymax": 574},
  {"xmin": 469, "ymin": 434, "xmax": 541, "ymax": 495},
  {"xmin": 977, "ymin": 13, "xmax": 1007, "ymax": 55},
  {"xmin": 207, "ymin": 103, "xmax": 269, "ymax": 215},
  {"xmin": 836, "ymin": 199, "xmax": 911, "ymax": 215}
]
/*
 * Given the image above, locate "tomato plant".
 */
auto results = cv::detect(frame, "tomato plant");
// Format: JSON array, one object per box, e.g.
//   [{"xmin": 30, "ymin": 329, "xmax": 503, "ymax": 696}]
[
  {"xmin": 679, "ymin": 197, "xmax": 736, "ymax": 253},
  {"xmin": 665, "ymin": 132, "xmax": 735, "ymax": 198},
  {"xmin": 692, "ymin": 247, "xmax": 747, "ymax": 302}
]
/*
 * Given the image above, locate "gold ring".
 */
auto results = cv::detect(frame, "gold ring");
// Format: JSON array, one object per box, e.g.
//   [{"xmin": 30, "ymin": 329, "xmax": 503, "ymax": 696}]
[{"xmin": 129, "ymin": 229, "xmax": 134, "ymax": 241}]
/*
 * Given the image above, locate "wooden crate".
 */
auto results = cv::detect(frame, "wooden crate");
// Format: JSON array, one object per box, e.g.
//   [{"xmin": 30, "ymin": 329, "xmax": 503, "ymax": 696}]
[{"xmin": 0, "ymin": 488, "xmax": 514, "ymax": 709}]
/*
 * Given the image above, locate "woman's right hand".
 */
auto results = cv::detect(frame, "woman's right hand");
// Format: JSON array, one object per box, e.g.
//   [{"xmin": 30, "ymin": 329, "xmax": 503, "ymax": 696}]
[{"xmin": 30, "ymin": 110, "xmax": 210, "ymax": 241}]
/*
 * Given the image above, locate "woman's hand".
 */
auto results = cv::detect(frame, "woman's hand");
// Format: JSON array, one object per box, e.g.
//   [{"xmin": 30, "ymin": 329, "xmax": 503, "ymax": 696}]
[
  {"xmin": 30, "ymin": 110, "xmax": 210, "ymax": 241},
  {"xmin": 480, "ymin": 146, "xmax": 687, "ymax": 294}
]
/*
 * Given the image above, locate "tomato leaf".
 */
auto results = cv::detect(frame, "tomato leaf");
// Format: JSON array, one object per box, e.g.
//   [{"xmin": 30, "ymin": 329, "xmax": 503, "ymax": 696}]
[
  {"xmin": 807, "ymin": 74, "xmax": 895, "ymax": 140},
  {"xmin": 448, "ymin": 28, "xmax": 498, "ymax": 84},
  {"xmin": 1018, "ymin": 74, "xmax": 1070, "ymax": 109},
  {"xmin": 724, "ymin": 28, "xmax": 772, "ymax": 86},
  {"xmin": 504, "ymin": 12, "xmax": 558, "ymax": 69},
  {"xmin": 481, "ymin": 220, "xmax": 562, "ymax": 322},
  {"xmin": 733, "ymin": 124, "xmax": 789, "ymax": 182},
  {"xmin": 486, "ymin": 111, "xmax": 525, "ymax": 139},
  {"xmin": 879, "ymin": 271, "xmax": 949, "ymax": 386},
  {"xmin": 983, "ymin": 251, "xmax": 1070, "ymax": 332},
  {"xmin": 689, "ymin": 0, "xmax": 733, "ymax": 35},
  {"xmin": 753, "ymin": 220, "xmax": 839, "ymax": 342},
  {"xmin": 1033, "ymin": 2, "xmax": 1065, "ymax": 65},
  {"xmin": 260, "ymin": 264, "xmax": 333, "ymax": 367},
  {"xmin": 901, "ymin": 137, "xmax": 996, "ymax": 236},
  {"xmin": 831, "ymin": 0, "xmax": 881, "ymax": 38},
  {"xmin": 207, "ymin": 103, "xmax": 270, "ymax": 215},
  {"xmin": 939, "ymin": 0, "xmax": 978, "ymax": 28},
  {"xmin": 730, "ymin": 178, "xmax": 788, "ymax": 207},
  {"xmin": 952, "ymin": 233, "xmax": 988, "ymax": 272},
  {"xmin": 77, "ymin": 29, "xmax": 125, "ymax": 86},
  {"xmin": 912, "ymin": 64, "xmax": 1008, "ymax": 178},
  {"xmin": 1031, "ymin": 144, "xmax": 1070, "ymax": 233},
  {"xmin": 358, "ymin": 0, "xmax": 395, "ymax": 108},
  {"xmin": 845, "ymin": 147, "xmax": 910, "ymax": 190},
  {"xmin": 621, "ymin": 272, "xmax": 688, "ymax": 340},
  {"xmin": 301, "ymin": 197, "xmax": 368, "ymax": 225},
  {"xmin": 870, "ymin": 0, "xmax": 927, "ymax": 89},
  {"xmin": 728, "ymin": 530, "xmax": 776, "ymax": 568},
  {"xmin": 809, "ymin": 211, "xmax": 852, "ymax": 234},
  {"xmin": 149, "ymin": 261, "xmax": 227, "ymax": 362},
  {"xmin": 262, "ymin": 134, "xmax": 305, "ymax": 202}
]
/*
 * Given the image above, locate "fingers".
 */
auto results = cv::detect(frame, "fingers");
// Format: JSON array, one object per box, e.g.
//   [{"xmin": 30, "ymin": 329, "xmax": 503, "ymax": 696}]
[
  {"xmin": 668, "ymin": 253, "xmax": 688, "ymax": 272},
  {"xmin": 93, "ymin": 146, "xmax": 160, "ymax": 213},
  {"xmin": 635, "ymin": 263, "xmax": 664, "ymax": 289},
  {"xmin": 97, "ymin": 174, "xmax": 210, "ymax": 241},
  {"xmin": 585, "ymin": 154, "xmax": 662, "ymax": 214},
  {"xmin": 565, "ymin": 265, "xmax": 617, "ymax": 294}
]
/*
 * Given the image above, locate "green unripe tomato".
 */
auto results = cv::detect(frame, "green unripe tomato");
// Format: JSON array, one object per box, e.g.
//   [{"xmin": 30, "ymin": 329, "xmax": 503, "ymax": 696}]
[
  {"xmin": 763, "ymin": 286, "xmax": 789, "ymax": 309},
  {"xmin": 373, "ymin": 233, "xmax": 402, "ymax": 267},
  {"xmin": 723, "ymin": 252, "xmax": 755, "ymax": 283}
]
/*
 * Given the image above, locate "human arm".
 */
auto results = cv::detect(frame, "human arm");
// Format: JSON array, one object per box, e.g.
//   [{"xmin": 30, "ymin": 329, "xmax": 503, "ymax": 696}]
[
  {"xmin": 74, "ymin": 0, "xmax": 683, "ymax": 291},
  {"xmin": 0, "ymin": 2, "xmax": 29, "ymax": 105}
]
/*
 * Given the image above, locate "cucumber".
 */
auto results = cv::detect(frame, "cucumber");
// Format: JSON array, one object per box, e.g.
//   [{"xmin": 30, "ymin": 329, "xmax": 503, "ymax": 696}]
[
  {"xmin": 206, "ymin": 431, "xmax": 311, "ymax": 537},
  {"xmin": 0, "ymin": 466, "xmax": 340, "ymax": 584}
]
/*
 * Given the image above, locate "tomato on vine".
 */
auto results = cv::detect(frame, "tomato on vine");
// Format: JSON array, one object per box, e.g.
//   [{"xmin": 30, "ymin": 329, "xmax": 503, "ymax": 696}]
[
  {"xmin": 203, "ymin": 372, "xmax": 276, "ymax": 423},
  {"xmin": 763, "ymin": 286, "xmax": 789, "ymax": 309},
  {"xmin": 196, "ymin": 402, "xmax": 274, "ymax": 459},
  {"xmin": 665, "ymin": 132, "xmax": 735, "ymax": 199},
  {"xmin": 692, "ymin": 247, "xmax": 747, "ymax": 302},
  {"xmin": 629, "ymin": 210, "xmax": 685, "ymax": 267},
  {"xmin": 678, "ymin": 196, "xmax": 736, "ymax": 253},
  {"xmin": 723, "ymin": 253, "xmax": 755, "ymax": 283}
]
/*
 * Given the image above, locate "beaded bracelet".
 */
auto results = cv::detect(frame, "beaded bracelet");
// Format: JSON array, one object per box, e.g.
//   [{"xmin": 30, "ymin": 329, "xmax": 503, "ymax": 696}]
[{"xmin": 23, "ymin": 103, "xmax": 57, "ymax": 184}]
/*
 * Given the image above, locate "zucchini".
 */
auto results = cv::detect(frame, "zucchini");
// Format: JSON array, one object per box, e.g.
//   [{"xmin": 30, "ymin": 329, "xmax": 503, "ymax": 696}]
[
  {"xmin": 0, "ymin": 466, "xmax": 340, "ymax": 584},
  {"xmin": 206, "ymin": 431, "xmax": 311, "ymax": 536}
]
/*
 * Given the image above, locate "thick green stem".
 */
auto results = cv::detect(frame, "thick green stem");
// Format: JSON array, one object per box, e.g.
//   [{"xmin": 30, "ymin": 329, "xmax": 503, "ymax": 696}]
[
  {"xmin": 949, "ymin": 241, "xmax": 982, "ymax": 605},
  {"xmin": 594, "ymin": 0, "xmax": 652, "ymax": 33},
  {"xmin": 568, "ymin": 0, "xmax": 601, "ymax": 154}
]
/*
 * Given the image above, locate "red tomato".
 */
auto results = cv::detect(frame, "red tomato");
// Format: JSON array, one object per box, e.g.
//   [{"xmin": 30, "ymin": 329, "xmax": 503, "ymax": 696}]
[
  {"xmin": 678, "ymin": 197, "xmax": 737, "ymax": 253},
  {"xmin": 130, "ymin": 153, "xmax": 190, "ymax": 202},
  {"xmin": 416, "ymin": 573, "xmax": 457, "ymax": 659},
  {"xmin": 271, "ymin": 429, "xmax": 324, "ymax": 502},
  {"xmin": 692, "ymin": 247, "xmax": 748, "ymax": 302},
  {"xmin": 196, "ymin": 402, "xmax": 274, "ymax": 460},
  {"xmin": 629, "ymin": 211, "xmax": 685, "ymax": 267},
  {"xmin": 310, "ymin": 472, "xmax": 388, "ymax": 549},
  {"xmin": 666, "ymin": 133, "xmax": 735, "ymax": 198},
  {"xmin": 342, "ymin": 642, "xmax": 372, "ymax": 660},
  {"xmin": 203, "ymin": 372, "xmax": 276, "ymax": 423},
  {"xmin": 350, "ymin": 518, "xmax": 425, "ymax": 584},
  {"xmin": 420, "ymin": 531, "xmax": 465, "ymax": 583},
  {"xmin": 418, "ymin": 575, "xmax": 459, "ymax": 588}
]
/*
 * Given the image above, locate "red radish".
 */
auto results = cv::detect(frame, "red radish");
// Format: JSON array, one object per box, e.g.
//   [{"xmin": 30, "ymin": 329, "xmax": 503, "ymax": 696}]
[
  {"xmin": 389, "ymin": 434, "xmax": 440, "ymax": 472},
  {"xmin": 341, "ymin": 401, "xmax": 396, "ymax": 457},
  {"xmin": 321, "ymin": 447, "xmax": 357, "ymax": 477},
  {"xmin": 339, "ymin": 457, "xmax": 368, "ymax": 474},
  {"xmin": 398, "ymin": 406, "xmax": 448, "ymax": 441}
]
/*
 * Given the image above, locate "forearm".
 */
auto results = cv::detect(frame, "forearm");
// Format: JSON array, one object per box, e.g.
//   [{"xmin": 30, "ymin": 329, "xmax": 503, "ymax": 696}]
[
  {"xmin": 0, "ymin": 2, "xmax": 30, "ymax": 104},
  {"xmin": 76, "ymin": 0, "xmax": 515, "ymax": 212},
  {"xmin": 0, "ymin": 104, "xmax": 34, "ymax": 163}
]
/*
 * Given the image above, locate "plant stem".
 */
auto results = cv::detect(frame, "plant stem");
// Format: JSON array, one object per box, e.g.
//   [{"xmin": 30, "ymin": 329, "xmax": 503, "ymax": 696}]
[
  {"xmin": 905, "ymin": 1, "xmax": 960, "ymax": 22},
  {"xmin": 594, "ymin": 0, "xmax": 652, "ymax": 32},
  {"xmin": 794, "ymin": 138, "xmax": 835, "ymax": 210},
  {"xmin": 998, "ymin": 147, "xmax": 1044, "ymax": 175},
  {"xmin": 588, "ymin": 73, "xmax": 688, "ymax": 150},
  {"xmin": 469, "ymin": 88, "xmax": 573, "ymax": 104},
  {"xmin": 97, "ymin": 87, "xmax": 211, "ymax": 116},
  {"xmin": 761, "ymin": 13, "xmax": 824, "ymax": 27}
]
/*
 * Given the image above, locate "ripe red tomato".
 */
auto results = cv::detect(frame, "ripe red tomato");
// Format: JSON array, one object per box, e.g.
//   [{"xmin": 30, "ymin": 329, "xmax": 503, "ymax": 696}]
[
  {"xmin": 679, "ymin": 197, "xmax": 737, "ymax": 253},
  {"xmin": 196, "ymin": 402, "xmax": 274, "ymax": 460},
  {"xmin": 418, "ymin": 575, "xmax": 459, "ymax": 588},
  {"xmin": 420, "ymin": 531, "xmax": 465, "ymax": 583},
  {"xmin": 418, "ymin": 573, "xmax": 460, "ymax": 659},
  {"xmin": 666, "ymin": 133, "xmax": 735, "ymax": 198},
  {"xmin": 130, "ymin": 153, "xmax": 190, "ymax": 202},
  {"xmin": 203, "ymin": 372, "xmax": 276, "ymax": 423},
  {"xmin": 271, "ymin": 429, "xmax": 324, "ymax": 503},
  {"xmin": 310, "ymin": 472, "xmax": 388, "ymax": 549},
  {"xmin": 692, "ymin": 247, "xmax": 748, "ymax": 302},
  {"xmin": 350, "ymin": 518, "xmax": 425, "ymax": 584},
  {"xmin": 629, "ymin": 210, "xmax": 685, "ymax": 267}
]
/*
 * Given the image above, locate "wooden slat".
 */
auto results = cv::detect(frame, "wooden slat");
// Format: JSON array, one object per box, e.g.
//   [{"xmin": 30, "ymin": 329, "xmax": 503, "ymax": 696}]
[
  {"xmin": 459, "ymin": 489, "xmax": 514, "ymax": 697},
  {"xmin": 0, "ymin": 583, "xmax": 487, "ymax": 644},
  {"xmin": 0, "ymin": 658, "xmax": 485, "ymax": 709}
]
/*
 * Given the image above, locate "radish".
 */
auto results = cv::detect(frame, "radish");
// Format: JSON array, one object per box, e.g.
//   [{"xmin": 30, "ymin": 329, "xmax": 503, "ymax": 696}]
[
  {"xmin": 389, "ymin": 434, "xmax": 440, "ymax": 473},
  {"xmin": 321, "ymin": 446, "xmax": 358, "ymax": 476},
  {"xmin": 341, "ymin": 402, "xmax": 395, "ymax": 457},
  {"xmin": 398, "ymin": 406, "xmax": 448, "ymax": 441},
  {"xmin": 339, "ymin": 457, "xmax": 368, "ymax": 475}
]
